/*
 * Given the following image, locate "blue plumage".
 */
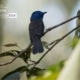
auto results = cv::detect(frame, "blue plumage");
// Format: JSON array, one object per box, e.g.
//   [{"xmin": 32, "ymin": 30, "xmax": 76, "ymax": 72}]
[
  {"xmin": 30, "ymin": 11, "xmax": 47, "ymax": 21},
  {"xmin": 29, "ymin": 11, "xmax": 47, "ymax": 54}
]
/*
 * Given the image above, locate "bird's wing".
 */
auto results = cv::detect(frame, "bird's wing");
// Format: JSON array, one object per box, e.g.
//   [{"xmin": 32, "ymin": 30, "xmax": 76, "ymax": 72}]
[{"xmin": 34, "ymin": 21, "xmax": 44, "ymax": 36}]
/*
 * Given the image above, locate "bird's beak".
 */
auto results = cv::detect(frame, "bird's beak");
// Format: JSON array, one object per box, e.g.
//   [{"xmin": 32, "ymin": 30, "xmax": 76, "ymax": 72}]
[{"xmin": 43, "ymin": 12, "xmax": 47, "ymax": 14}]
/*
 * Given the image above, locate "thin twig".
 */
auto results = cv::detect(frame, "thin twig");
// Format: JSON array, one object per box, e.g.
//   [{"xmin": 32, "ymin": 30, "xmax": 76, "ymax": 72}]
[
  {"xmin": 16, "ymin": 44, "xmax": 22, "ymax": 50},
  {"xmin": 45, "ymin": 39, "xmax": 60, "ymax": 47},
  {"xmin": 32, "ymin": 25, "xmax": 80, "ymax": 68},
  {"xmin": 44, "ymin": 14, "xmax": 80, "ymax": 34},
  {"xmin": 0, "ymin": 15, "xmax": 80, "ymax": 66},
  {"xmin": 0, "ymin": 43, "xmax": 32, "ymax": 66}
]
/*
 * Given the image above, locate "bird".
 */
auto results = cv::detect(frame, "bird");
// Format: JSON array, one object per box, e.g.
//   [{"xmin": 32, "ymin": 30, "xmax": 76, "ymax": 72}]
[{"xmin": 29, "ymin": 11, "xmax": 47, "ymax": 54}]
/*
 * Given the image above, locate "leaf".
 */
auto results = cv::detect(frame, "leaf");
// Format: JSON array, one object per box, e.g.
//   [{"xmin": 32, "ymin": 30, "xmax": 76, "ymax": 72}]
[
  {"xmin": 27, "ymin": 67, "xmax": 45, "ymax": 78},
  {"xmin": 0, "ymin": 50, "xmax": 31, "ymax": 63},
  {"xmin": 70, "ymin": 37, "xmax": 79, "ymax": 48},
  {"xmin": 42, "ymin": 41, "xmax": 48, "ymax": 46},
  {"xmin": 0, "ymin": 50, "xmax": 20, "ymax": 58},
  {"xmin": 25, "ymin": 47, "xmax": 32, "ymax": 57},
  {"xmin": 3, "ymin": 43, "xmax": 17, "ymax": 47},
  {"xmin": 42, "ymin": 41, "xmax": 49, "ymax": 49},
  {"xmin": 21, "ymin": 47, "xmax": 32, "ymax": 63},
  {"xmin": 58, "ymin": 60, "xmax": 65, "ymax": 69},
  {"xmin": 47, "ymin": 60, "xmax": 65, "ymax": 72},
  {"xmin": 1, "ymin": 66, "xmax": 28, "ymax": 80},
  {"xmin": 29, "ymin": 61, "xmax": 65, "ymax": 80},
  {"xmin": 29, "ymin": 70, "xmax": 60, "ymax": 80},
  {"xmin": 45, "ymin": 46, "xmax": 50, "ymax": 49}
]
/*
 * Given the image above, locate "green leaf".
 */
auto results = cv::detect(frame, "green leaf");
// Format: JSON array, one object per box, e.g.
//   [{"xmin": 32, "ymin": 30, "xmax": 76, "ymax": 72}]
[
  {"xmin": 3, "ymin": 43, "xmax": 17, "ymax": 47},
  {"xmin": 21, "ymin": 47, "xmax": 32, "ymax": 63},
  {"xmin": 47, "ymin": 60, "xmax": 64, "ymax": 72},
  {"xmin": 58, "ymin": 60, "xmax": 65, "ymax": 69},
  {"xmin": 3, "ymin": 43, "xmax": 22, "ymax": 50},
  {"xmin": 42, "ymin": 41, "xmax": 48, "ymax": 46},
  {"xmin": 1, "ymin": 66, "xmax": 28, "ymax": 80},
  {"xmin": 0, "ymin": 49, "xmax": 31, "ymax": 63},
  {"xmin": 29, "ymin": 61, "xmax": 65, "ymax": 80},
  {"xmin": 42, "ymin": 41, "xmax": 49, "ymax": 49},
  {"xmin": 0, "ymin": 50, "xmax": 20, "ymax": 58},
  {"xmin": 27, "ymin": 67, "xmax": 45, "ymax": 78},
  {"xmin": 29, "ymin": 70, "xmax": 60, "ymax": 80},
  {"xmin": 25, "ymin": 47, "xmax": 32, "ymax": 59},
  {"xmin": 45, "ymin": 46, "xmax": 50, "ymax": 49},
  {"xmin": 70, "ymin": 37, "xmax": 79, "ymax": 48}
]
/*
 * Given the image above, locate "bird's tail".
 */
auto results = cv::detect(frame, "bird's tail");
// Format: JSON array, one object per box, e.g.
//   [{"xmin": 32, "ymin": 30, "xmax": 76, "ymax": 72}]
[{"xmin": 33, "ymin": 38, "xmax": 44, "ymax": 54}]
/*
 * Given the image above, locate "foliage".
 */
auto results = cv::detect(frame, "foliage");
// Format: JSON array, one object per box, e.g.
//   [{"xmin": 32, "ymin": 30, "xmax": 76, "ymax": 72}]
[
  {"xmin": 29, "ymin": 60, "xmax": 65, "ymax": 80},
  {"xmin": 0, "ymin": 42, "xmax": 65, "ymax": 80},
  {"xmin": 70, "ymin": 36, "xmax": 79, "ymax": 48},
  {"xmin": 0, "ymin": 36, "xmax": 79, "ymax": 80}
]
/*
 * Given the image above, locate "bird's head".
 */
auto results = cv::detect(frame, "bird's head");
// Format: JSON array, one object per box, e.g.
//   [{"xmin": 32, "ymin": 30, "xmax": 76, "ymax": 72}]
[{"xmin": 30, "ymin": 11, "xmax": 47, "ymax": 21}]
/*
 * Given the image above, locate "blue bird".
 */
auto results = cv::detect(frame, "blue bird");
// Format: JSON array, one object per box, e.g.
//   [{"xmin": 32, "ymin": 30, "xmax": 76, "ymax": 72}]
[{"xmin": 29, "ymin": 11, "xmax": 47, "ymax": 54}]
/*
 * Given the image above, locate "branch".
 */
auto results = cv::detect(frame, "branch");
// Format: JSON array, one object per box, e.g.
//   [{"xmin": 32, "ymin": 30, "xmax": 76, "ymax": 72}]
[
  {"xmin": 0, "ymin": 43, "xmax": 32, "ymax": 66},
  {"xmin": 0, "ymin": 14, "xmax": 80, "ymax": 66},
  {"xmin": 44, "ymin": 14, "xmax": 80, "ymax": 35},
  {"xmin": 32, "ymin": 25, "xmax": 80, "ymax": 68},
  {"xmin": 45, "ymin": 39, "xmax": 60, "ymax": 47}
]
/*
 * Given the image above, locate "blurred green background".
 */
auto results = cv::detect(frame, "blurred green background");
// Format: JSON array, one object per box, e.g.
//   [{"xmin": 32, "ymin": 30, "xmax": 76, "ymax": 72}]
[{"xmin": 0, "ymin": 0, "xmax": 80, "ymax": 80}]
